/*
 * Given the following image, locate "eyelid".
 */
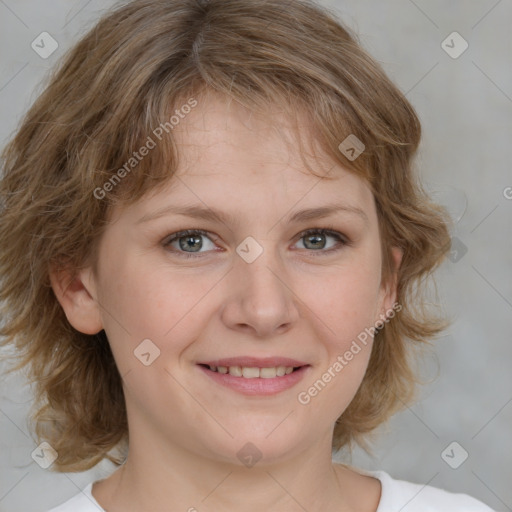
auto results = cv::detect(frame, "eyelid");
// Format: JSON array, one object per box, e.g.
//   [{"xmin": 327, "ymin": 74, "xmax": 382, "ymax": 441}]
[
  {"xmin": 296, "ymin": 227, "xmax": 350, "ymax": 245},
  {"xmin": 162, "ymin": 225, "xmax": 351, "ymax": 259},
  {"xmin": 162, "ymin": 228, "xmax": 220, "ymax": 251}
]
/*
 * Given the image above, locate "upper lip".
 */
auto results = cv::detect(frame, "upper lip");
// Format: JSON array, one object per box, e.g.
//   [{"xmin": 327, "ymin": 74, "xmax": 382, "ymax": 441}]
[{"xmin": 197, "ymin": 357, "xmax": 309, "ymax": 368}]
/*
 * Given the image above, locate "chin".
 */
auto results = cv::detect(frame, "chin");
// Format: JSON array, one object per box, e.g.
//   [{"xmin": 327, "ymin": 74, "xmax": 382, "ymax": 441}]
[{"xmin": 215, "ymin": 428, "xmax": 308, "ymax": 468}]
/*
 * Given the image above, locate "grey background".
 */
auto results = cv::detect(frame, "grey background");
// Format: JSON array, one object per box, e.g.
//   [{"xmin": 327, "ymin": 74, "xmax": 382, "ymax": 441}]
[{"xmin": 0, "ymin": 0, "xmax": 511, "ymax": 511}]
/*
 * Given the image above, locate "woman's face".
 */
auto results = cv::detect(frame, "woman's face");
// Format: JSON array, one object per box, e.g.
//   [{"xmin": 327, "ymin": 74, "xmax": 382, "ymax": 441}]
[{"xmin": 74, "ymin": 93, "xmax": 401, "ymax": 466}]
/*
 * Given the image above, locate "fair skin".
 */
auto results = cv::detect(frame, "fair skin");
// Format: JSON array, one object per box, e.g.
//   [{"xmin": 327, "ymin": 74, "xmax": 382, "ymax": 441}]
[{"xmin": 51, "ymin": 93, "xmax": 402, "ymax": 512}]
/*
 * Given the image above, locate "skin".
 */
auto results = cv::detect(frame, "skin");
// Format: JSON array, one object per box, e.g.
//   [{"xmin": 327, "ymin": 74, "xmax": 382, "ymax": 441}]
[{"xmin": 51, "ymin": 92, "xmax": 402, "ymax": 512}]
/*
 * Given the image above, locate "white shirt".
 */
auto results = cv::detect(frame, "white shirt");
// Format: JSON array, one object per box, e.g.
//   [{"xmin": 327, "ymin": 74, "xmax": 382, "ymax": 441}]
[{"xmin": 46, "ymin": 469, "xmax": 495, "ymax": 511}]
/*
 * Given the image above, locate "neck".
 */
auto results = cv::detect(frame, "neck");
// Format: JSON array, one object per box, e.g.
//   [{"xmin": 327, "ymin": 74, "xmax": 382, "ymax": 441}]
[{"xmin": 93, "ymin": 439, "xmax": 359, "ymax": 511}]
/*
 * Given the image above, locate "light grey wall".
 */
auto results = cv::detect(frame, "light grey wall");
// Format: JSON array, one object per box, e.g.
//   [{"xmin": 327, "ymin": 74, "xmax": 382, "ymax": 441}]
[{"xmin": 0, "ymin": 1, "xmax": 511, "ymax": 511}]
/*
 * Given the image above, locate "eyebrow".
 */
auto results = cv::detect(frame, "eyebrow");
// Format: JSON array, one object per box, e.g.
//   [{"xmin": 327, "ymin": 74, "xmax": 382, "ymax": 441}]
[{"xmin": 136, "ymin": 202, "xmax": 369, "ymax": 227}]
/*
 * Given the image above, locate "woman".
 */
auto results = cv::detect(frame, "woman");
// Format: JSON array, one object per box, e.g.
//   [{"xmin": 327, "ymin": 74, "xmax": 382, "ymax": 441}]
[{"xmin": 0, "ymin": 0, "xmax": 494, "ymax": 510}]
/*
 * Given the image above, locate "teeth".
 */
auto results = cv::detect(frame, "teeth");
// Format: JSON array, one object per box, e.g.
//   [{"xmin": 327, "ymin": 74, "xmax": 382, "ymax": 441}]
[
  {"xmin": 228, "ymin": 366, "xmax": 242, "ymax": 377},
  {"xmin": 260, "ymin": 367, "xmax": 278, "ymax": 378},
  {"xmin": 242, "ymin": 367, "xmax": 260, "ymax": 378},
  {"xmin": 207, "ymin": 365, "xmax": 298, "ymax": 378}
]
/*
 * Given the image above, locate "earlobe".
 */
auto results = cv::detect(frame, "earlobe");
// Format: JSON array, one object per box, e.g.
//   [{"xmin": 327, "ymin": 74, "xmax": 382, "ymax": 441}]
[
  {"xmin": 379, "ymin": 246, "xmax": 403, "ymax": 319},
  {"xmin": 49, "ymin": 264, "xmax": 103, "ymax": 335}
]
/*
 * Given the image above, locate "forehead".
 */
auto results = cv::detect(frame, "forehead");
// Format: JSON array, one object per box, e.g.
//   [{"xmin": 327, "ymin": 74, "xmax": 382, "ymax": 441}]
[
  {"xmin": 173, "ymin": 93, "xmax": 308, "ymax": 167},
  {"xmin": 111, "ymin": 93, "xmax": 377, "ymax": 228},
  {"xmin": 166, "ymin": 93, "xmax": 373, "ymax": 202}
]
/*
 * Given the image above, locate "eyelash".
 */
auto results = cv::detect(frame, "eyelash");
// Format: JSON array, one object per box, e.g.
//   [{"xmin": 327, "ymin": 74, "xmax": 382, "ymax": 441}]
[{"xmin": 162, "ymin": 225, "xmax": 351, "ymax": 260}]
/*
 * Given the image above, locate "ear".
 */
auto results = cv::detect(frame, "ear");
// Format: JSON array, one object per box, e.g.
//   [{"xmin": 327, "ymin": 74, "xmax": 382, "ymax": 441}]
[
  {"xmin": 377, "ymin": 246, "xmax": 403, "ymax": 319},
  {"xmin": 49, "ymin": 263, "xmax": 103, "ymax": 335}
]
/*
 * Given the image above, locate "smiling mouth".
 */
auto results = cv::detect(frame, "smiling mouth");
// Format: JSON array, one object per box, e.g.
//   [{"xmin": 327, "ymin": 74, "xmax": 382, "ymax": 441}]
[{"xmin": 198, "ymin": 363, "xmax": 305, "ymax": 379}]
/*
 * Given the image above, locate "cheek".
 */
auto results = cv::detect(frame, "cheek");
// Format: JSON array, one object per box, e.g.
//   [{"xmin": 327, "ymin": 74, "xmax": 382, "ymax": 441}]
[
  {"xmin": 302, "ymin": 267, "xmax": 380, "ymax": 416},
  {"xmin": 305, "ymin": 257, "xmax": 382, "ymax": 344},
  {"xmin": 97, "ymin": 256, "xmax": 219, "ymax": 362},
  {"xmin": 296, "ymin": 258, "xmax": 381, "ymax": 410}
]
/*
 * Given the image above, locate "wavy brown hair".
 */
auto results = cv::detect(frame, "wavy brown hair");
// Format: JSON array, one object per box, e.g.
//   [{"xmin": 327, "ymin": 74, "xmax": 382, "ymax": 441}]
[{"xmin": 0, "ymin": 0, "xmax": 452, "ymax": 472}]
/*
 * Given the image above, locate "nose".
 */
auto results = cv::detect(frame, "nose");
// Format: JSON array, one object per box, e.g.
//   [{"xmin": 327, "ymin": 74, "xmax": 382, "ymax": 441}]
[{"xmin": 220, "ymin": 242, "xmax": 300, "ymax": 338}]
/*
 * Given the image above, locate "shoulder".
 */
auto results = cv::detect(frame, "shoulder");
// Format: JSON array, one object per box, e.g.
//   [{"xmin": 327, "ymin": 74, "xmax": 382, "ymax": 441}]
[
  {"xmin": 370, "ymin": 469, "xmax": 496, "ymax": 512},
  {"xmin": 345, "ymin": 466, "xmax": 495, "ymax": 512},
  {"xmin": 46, "ymin": 482, "xmax": 104, "ymax": 512}
]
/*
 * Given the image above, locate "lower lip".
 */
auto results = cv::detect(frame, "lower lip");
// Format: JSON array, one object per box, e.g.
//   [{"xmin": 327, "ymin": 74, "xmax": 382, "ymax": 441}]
[{"xmin": 197, "ymin": 365, "xmax": 310, "ymax": 396}]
